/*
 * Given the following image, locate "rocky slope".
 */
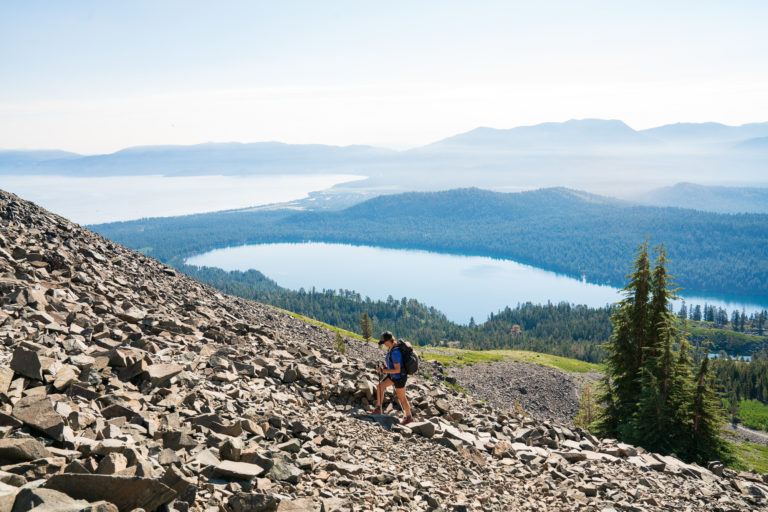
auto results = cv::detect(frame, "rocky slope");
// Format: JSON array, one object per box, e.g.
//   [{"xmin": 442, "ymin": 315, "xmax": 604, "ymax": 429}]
[
  {"xmin": 446, "ymin": 362, "xmax": 599, "ymax": 425},
  {"xmin": 0, "ymin": 189, "xmax": 767, "ymax": 512}
]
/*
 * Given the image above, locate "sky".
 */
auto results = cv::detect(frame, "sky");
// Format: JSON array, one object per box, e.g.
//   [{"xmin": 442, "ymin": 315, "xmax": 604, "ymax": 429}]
[{"xmin": 1, "ymin": 0, "xmax": 767, "ymax": 154}]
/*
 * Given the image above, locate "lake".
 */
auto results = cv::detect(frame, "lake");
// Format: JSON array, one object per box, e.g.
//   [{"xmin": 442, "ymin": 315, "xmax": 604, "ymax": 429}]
[
  {"xmin": 0, "ymin": 174, "xmax": 364, "ymax": 224},
  {"xmin": 186, "ymin": 242, "xmax": 768, "ymax": 324}
]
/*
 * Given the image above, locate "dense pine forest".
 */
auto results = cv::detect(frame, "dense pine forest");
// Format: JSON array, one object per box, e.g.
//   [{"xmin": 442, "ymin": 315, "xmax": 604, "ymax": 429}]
[
  {"xmin": 93, "ymin": 187, "xmax": 768, "ymax": 297},
  {"xmin": 180, "ymin": 264, "xmax": 766, "ymax": 363}
]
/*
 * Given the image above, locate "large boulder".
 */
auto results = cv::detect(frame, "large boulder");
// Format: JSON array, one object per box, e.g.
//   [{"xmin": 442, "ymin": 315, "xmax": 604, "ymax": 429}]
[
  {"xmin": 10, "ymin": 487, "xmax": 91, "ymax": 512},
  {"xmin": 11, "ymin": 397, "xmax": 65, "ymax": 441},
  {"xmin": 43, "ymin": 474, "xmax": 175, "ymax": 512},
  {"xmin": 214, "ymin": 460, "xmax": 268, "ymax": 480},
  {"xmin": 0, "ymin": 438, "xmax": 52, "ymax": 464}
]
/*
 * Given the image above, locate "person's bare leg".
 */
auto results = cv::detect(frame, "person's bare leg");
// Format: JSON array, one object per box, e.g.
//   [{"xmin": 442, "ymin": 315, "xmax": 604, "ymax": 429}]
[
  {"xmin": 376, "ymin": 379, "xmax": 393, "ymax": 410},
  {"xmin": 395, "ymin": 387, "xmax": 412, "ymax": 418}
]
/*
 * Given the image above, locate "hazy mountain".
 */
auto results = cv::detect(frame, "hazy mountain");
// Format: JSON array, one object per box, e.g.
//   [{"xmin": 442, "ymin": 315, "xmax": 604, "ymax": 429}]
[
  {"xmin": 1, "ymin": 120, "xmax": 766, "ymax": 192},
  {"xmin": 0, "ymin": 142, "xmax": 395, "ymax": 176},
  {"xmin": 635, "ymin": 182, "xmax": 768, "ymax": 214},
  {"xmin": 0, "ymin": 149, "xmax": 81, "ymax": 167},
  {"xmin": 734, "ymin": 137, "xmax": 768, "ymax": 151},
  {"xmin": 420, "ymin": 119, "xmax": 659, "ymax": 152},
  {"xmin": 640, "ymin": 122, "xmax": 768, "ymax": 145}
]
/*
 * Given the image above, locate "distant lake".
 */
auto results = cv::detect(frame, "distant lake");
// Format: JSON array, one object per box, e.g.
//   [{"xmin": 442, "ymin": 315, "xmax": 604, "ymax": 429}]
[
  {"xmin": 186, "ymin": 242, "xmax": 768, "ymax": 324},
  {"xmin": 0, "ymin": 174, "xmax": 364, "ymax": 224}
]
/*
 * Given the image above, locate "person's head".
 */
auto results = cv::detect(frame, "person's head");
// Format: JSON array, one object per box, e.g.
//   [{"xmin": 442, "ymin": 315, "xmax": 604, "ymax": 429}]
[{"xmin": 378, "ymin": 331, "xmax": 395, "ymax": 348}]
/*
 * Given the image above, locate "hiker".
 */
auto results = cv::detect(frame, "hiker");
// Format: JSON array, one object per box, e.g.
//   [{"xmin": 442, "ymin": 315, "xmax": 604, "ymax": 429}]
[{"xmin": 372, "ymin": 331, "xmax": 414, "ymax": 425}]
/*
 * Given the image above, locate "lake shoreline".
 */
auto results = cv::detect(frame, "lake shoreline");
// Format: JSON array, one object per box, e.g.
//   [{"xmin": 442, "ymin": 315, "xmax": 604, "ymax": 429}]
[{"xmin": 186, "ymin": 241, "xmax": 768, "ymax": 324}]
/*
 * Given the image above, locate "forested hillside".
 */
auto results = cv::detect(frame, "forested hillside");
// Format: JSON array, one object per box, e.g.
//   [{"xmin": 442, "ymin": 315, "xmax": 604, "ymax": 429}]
[
  {"xmin": 94, "ymin": 187, "xmax": 768, "ymax": 297},
  {"xmin": 180, "ymin": 264, "xmax": 766, "ymax": 363}
]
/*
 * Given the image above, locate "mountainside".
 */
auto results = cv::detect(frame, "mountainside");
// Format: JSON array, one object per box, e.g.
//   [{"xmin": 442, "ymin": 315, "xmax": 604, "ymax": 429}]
[
  {"xmin": 0, "ymin": 150, "xmax": 81, "ymax": 167},
  {"xmin": 636, "ymin": 183, "xmax": 768, "ymax": 214},
  {"xmin": 2, "ymin": 189, "xmax": 768, "ymax": 511},
  {"xmin": 421, "ymin": 119, "xmax": 658, "ymax": 151},
  {"xmin": 641, "ymin": 122, "xmax": 768, "ymax": 145}
]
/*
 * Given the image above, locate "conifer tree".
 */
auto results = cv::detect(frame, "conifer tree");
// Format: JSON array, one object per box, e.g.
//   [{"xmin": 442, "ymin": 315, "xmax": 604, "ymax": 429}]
[
  {"xmin": 689, "ymin": 357, "xmax": 729, "ymax": 464},
  {"xmin": 597, "ymin": 242, "xmax": 650, "ymax": 436},
  {"xmin": 668, "ymin": 338, "xmax": 694, "ymax": 454},
  {"xmin": 597, "ymin": 241, "xmax": 729, "ymax": 465},
  {"xmin": 359, "ymin": 312, "xmax": 373, "ymax": 341}
]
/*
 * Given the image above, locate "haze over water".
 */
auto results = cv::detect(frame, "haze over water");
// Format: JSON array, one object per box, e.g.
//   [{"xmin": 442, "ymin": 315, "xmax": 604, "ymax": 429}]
[
  {"xmin": 187, "ymin": 242, "xmax": 768, "ymax": 324},
  {"xmin": 0, "ymin": 174, "xmax": 363, "ymax": 224}
]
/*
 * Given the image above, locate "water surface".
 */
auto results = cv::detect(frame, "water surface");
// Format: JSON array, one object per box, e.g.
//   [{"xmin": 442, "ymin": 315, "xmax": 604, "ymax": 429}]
[
  {"xmin": 186, "ymin": 242, "xmax": 768, "ymax": 324},
  {"xmin": 0, "ymin": 174, "xmax": 363, "ymax": 224}
]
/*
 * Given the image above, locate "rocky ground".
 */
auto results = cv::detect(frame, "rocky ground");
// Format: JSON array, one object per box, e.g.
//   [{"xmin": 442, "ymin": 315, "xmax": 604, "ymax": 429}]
[
  {"xmin": 726, "ymin": 424, "xmax": 768, "ymax": 446},
  {"xmin": 0, "ymin": 188, "xmax": 767, "ymax": 511},
  {"xmin": 446, "ymin": 362, "xmax": 600, "ymax": 425}
]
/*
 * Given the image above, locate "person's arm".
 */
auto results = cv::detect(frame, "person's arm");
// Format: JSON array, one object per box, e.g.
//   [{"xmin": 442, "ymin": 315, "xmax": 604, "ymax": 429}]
[{"xmin": 382, "ymin": 363, "xmax": 401, "ymax": 375}]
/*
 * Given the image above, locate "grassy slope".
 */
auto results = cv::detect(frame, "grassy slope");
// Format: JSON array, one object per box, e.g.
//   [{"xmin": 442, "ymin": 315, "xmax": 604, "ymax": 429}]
[
  {"xmin": 418, "ymin": 347, "xmax": 602, "ymax": 373},
  {"xmin": 730, "ymin": 440, "xmax": 768, "ymax": 474},
  {"xmin": 738, "ymin": 399, "xmax": 768, "ymax": 431}
]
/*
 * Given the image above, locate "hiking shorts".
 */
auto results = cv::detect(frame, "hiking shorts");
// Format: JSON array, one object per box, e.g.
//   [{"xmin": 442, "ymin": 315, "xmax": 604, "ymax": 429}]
[{"xmin": 386, "ymin": 375, "xmax": 407, "ymax": 389}]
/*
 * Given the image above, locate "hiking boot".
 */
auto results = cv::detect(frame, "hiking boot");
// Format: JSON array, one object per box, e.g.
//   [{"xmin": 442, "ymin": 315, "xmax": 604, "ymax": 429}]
[
  {"xmin": 401, "ymin": 416, "xmax": 414, "ymax": 425},
  {"xmin": 370, "ymin": 407, "xmax": 383, "ymax": 415}
]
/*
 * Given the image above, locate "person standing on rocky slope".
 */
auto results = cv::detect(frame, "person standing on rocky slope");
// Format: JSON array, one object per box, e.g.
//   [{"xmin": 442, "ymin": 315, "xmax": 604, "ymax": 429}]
[{"xmin": 372, "ymin": 331, "xmax": 414, "ymax": 425}]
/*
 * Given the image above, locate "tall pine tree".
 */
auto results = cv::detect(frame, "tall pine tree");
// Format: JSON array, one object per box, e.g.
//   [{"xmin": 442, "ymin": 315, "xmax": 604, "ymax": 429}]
[
  {"xmin": 596, "ymin": 241, "xmax": 729, "ymax": 465},
  {"xmin": 688, "ymin": 357, "xmax": 729, "ymax": 464},
  {"xmin": 597, "ymin": 242, "xmax": 651, "ymax": 437}
]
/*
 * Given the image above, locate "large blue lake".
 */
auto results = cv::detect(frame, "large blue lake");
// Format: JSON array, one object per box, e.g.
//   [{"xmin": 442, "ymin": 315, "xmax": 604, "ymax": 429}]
[{"xmin": 186, "ymin": 242, "xmax": 768, "ymax": 324}]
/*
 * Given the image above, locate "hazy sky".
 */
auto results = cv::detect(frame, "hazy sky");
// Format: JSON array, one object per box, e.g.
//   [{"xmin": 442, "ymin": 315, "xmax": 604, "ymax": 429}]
[{"xmin": 2, "ymin": 1, "xmax": 767, "ymax": 153}]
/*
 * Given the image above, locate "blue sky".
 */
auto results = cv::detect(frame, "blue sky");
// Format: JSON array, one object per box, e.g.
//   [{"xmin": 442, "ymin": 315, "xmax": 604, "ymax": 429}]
[{"xmin": 2, "ymin": 1, "xmax": 767, "ymax": 152}]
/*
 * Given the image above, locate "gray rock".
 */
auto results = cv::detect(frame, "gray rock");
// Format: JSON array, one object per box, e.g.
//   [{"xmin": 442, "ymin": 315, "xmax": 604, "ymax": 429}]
[
  {"xmin": 0, "ymin": 368, "xmax": 13, "ymax": 397},
  {"xmin": 277, "ymin": 497, "xmax": 316, "ymax": 511},
  {"xmin": 435, "ymin": 399, "xmax": 451, "ymax": 414},
  {"xmin": 220, "ymin": 437, "xmax": 244, "ymax": 461},
  {"xmin": 144, "ymin": 364, "xmax": 183, "ymax": 387},
  {"xmin": 10, "ymin": 487, "xmax": 90, "ymax": 512},
  {"xmin": 10, "ymin": 349, "xmax": 44, "ymax": 382},
  {"xmin": 214, "ymin": 460, "xmax": 268, "ymax": 480},
  {"xmin": 95, "ymin": 453, "xmax": 127, "ymax": 475},
  {"xmin": 276, "ymin": 439, "xmax": 301, "ymax": 454},
  {"xmin": 408, "ymin": 421, "xmax": 436, "ymax": 438},
  {"xmin": 11, "ymin": 397, "xmax": 65, "ymax": 441},
  {"xmin": 43, "ymin": 474, "xmax": 176, "ymax": 512},
  {"xmin": 227, "ymin": 492, "xmax": 279, "ymax": 512},
  {"xmin": 267, "ymin": 459, "xmax": 302, "ymax": 484},
  {"xmin": 0, "ymin": 439, "xmax": 52, "ymax": 465},
  {"xmin": 0, "ymin": 482, "xmax": 19, "ymax": 512}
]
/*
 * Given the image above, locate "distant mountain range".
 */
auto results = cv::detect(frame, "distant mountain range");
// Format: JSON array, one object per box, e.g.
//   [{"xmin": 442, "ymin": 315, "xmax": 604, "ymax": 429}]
[
  {"xmin": 420, "ymin": 119, "xmax": 658, "ymax": 151},
  {"xmin": 420, "ymin": 119, "xmax": 768, "ymax": 152},
  {"xmin": 641, "ymin": 122, "xmax": 768, "ymax": 145},
  {"xmin": 635, "ymin": 183, "xmax": 768, "ymax": 214},
  {"xmin": 2, "ymin": 119, "xmax": 767, "ymax": 193},
  {"xmin": 0, "ymin": 142, "xmax": 393, "ymax": 176}
]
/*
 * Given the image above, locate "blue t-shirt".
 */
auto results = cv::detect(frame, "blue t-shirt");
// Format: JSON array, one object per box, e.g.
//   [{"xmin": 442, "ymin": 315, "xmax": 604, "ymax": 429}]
[{"xmin": 386, "ymin": 346, "xmax": 404, "ymax": 380}]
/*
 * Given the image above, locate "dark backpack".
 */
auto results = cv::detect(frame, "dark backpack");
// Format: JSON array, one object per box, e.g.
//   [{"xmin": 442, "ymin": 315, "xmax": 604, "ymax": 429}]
[{"xmin": 397, "ymin": 340, "xmax": 419, "ymax": 375}]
